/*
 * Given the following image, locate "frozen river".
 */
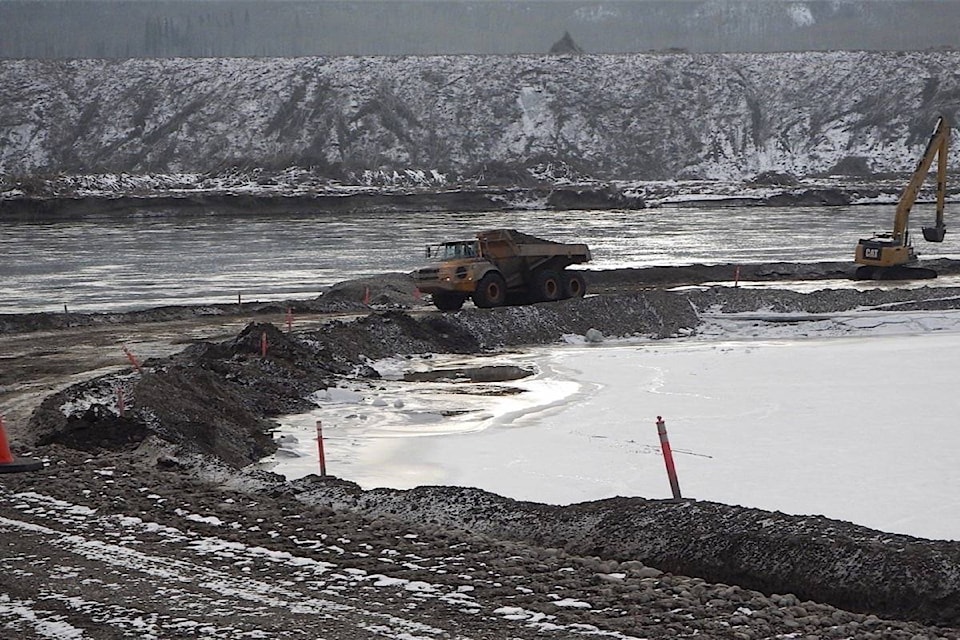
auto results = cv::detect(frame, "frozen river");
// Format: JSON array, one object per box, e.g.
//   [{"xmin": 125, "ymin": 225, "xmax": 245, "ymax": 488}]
[{"xmin": 4, "ymin": 202, "xmax": 960, "ymax": 313}]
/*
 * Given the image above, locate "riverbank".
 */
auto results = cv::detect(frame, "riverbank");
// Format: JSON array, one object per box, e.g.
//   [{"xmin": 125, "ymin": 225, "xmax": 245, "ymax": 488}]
[{"xmin": 2, "ymin": 172, "xmax": 951, "ymax": 220}]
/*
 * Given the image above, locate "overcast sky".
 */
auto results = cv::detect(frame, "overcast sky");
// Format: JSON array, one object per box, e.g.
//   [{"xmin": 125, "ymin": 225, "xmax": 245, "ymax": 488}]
[{"xmin": 2, "ymin": 0, "xmax": 959, "ymax": 58}]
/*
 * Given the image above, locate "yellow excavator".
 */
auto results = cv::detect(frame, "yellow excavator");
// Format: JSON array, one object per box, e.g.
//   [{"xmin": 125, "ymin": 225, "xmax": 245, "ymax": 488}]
[{"xmin": 854, "ymin": 115, "xmax": 950, "ymax": 279}]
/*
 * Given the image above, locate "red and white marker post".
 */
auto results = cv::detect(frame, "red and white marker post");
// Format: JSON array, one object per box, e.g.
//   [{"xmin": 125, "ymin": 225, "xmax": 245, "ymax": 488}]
[
  {"xmin": 656, "ymin": 416, "xmax": 682, "ymax": 500},
  {"xmin": 316, "ymin": 420, "xmax": 327, "ymax": 477},
  {"xmin": 122, "ymin": 345, "xmax": 143, "ymax": 373}
]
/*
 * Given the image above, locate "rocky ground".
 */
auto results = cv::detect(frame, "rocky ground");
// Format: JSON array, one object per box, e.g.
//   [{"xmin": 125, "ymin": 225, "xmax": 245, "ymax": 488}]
[{"xmin": 3, "ymin": 265, "xmax": 960, "ymax": 638}]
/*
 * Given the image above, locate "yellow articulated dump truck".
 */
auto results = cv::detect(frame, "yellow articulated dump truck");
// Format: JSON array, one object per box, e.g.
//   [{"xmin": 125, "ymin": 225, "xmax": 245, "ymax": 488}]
[{"xmin": 412, "ymin": 229, "xmax": 592, "ymax": 311}]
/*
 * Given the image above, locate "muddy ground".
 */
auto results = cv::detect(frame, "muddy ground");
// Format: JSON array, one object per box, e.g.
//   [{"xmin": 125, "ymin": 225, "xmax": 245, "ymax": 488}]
[{"xmin": 3, "ymin": 264, "xmax": 960, "ymax": 638}]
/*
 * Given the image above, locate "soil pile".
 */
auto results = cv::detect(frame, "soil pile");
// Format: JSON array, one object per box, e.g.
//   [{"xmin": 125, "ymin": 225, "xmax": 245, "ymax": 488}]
[{"xmin": 28, "ymin": 322, "xmax": 335, "ymax": 466}]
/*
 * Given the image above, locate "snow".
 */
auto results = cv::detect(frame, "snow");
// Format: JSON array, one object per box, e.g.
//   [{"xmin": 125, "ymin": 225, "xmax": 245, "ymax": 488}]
[
  {"xmin": 4, "ymin": 52, "xmax": 960, "ymax": 181},
  {"xmin": 266, "ymin": 308, "xmax": 960, "ymax": 542},
  {"xmin": 1, "ymin": 489, "xmax": 499, "ymax": 639}
]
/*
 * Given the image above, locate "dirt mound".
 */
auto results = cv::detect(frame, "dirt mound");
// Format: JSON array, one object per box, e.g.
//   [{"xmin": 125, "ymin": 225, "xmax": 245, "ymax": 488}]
[
  {"xmin": 320, "ymin": 272, "xmax": 423, "ymax": 308},
  {"xmin": 289, "ymin": 478, "xmax": 960, "ymax": 627},
  {"xmin": 28, "ymin": 322, "xmax": 336, "ymax": 466}
]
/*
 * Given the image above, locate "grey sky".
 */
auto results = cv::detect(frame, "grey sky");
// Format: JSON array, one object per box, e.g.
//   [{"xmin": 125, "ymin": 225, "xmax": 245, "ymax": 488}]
[{"xmin": 1, "ymin": 1, "xmax": 959, "ymax": 58}]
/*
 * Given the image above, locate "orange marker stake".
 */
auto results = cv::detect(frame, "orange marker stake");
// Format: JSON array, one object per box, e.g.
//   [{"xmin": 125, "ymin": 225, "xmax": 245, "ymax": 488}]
[
  {"xmin": 260, "ymin": 332, "xmax": 268, "ymax": 357},
  {"xmin": 122, "ymin": 345, "xmax": 143, "ymax": 373},
  {"xmin": 316, "ymin": 420, "xmax": 327, "ymax": 477},
  {"xmin": 0, "ymin": 416, "xmax": 43, "ymax": 473},
  {"xmin": 656, "ymin": 416, "xmax": 682, "ymax": 500},
  {"xmin": 0, "ymin": 416, "xmax": 13, "ymax": 465}
]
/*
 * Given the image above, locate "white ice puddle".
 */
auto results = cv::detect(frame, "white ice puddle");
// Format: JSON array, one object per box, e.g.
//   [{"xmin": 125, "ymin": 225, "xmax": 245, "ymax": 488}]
[{"xmin": 261, "ymin": 348, "xmax": 588, "ymax": 488}]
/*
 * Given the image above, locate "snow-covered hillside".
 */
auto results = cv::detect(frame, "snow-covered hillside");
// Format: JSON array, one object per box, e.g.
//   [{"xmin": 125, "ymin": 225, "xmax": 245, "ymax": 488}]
[{"xmin": 1, "ymin": 51, "xmax": 959, "ymax": 182}]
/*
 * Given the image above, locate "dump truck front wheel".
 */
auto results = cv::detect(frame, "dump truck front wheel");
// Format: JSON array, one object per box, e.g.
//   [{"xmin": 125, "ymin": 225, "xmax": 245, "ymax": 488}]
[
  {"xmin": 562, "ymin": 271, "xmax": 586, "ymax": 298},
  {"xmin": 433, "ymin": 292, "xmax": 467, "ymax": 311},
  {"xmin": 473, "ymin": 272, "xmax": 507, "ymax": 308}
]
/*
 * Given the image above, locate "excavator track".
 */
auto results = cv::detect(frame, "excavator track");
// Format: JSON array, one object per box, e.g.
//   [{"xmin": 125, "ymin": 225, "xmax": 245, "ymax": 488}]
[{"xmin": 854, "ymin": 265, "xmax": 938, "ymax": 280}]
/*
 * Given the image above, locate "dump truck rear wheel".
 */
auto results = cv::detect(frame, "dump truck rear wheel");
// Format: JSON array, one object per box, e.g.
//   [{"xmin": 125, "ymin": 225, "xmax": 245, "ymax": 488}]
[
  {"xmin": 534, "ymin": 270, "xmax": 562, "ymax": 302},
  {"xmin": 562, "ymin": 271, "xmax": 586, "ymax": 298},
  {"xmin": 473, "ymin": 273, "xmax": 507, "ymax": 308},
  {"xmin": 432, "ymin": 292, "xmax": 466, "ymax": 311}
]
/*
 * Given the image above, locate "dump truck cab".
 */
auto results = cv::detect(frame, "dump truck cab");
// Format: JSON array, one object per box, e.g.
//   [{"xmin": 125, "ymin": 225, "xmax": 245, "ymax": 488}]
[
  {"xmin": 415, "ymin": 239, "xmax": 502, "ymax": 310},
  {"xmin": 432, "ymin": 240, "xmax": 475, "ymax": 259}
]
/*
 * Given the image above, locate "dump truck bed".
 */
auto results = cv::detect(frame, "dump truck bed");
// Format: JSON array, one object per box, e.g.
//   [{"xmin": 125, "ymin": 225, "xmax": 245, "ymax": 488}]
[{"xmin": 477, "ymin": 229, "xmax": 591, "ymax": 263}]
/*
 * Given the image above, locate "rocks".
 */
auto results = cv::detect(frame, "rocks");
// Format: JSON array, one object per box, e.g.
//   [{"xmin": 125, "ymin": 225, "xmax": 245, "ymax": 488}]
[{"xmin": 584, "ymin": 328, "xmax": 604, "ymax": 343}]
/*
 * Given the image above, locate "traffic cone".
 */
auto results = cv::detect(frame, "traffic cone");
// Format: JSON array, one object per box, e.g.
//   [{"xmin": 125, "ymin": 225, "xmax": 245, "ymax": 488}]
[{"xmin": 0, "ymin": 416, "xmax": 43, "ymax": 474}]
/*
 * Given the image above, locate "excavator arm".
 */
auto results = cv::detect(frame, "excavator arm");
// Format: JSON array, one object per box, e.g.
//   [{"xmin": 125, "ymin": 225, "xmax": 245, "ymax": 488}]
[
  {"xmin": 892, "ymin": 116, "xmax": 949, "ymax": 244},
  {"xmin": 923, "ymin": 118, "xmax": 949, "ymax": 242}
]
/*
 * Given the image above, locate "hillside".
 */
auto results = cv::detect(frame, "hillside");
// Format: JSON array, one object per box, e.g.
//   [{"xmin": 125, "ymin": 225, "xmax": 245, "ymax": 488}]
[{"xmin": 2, "ymin": 51, "xmax": 960, "ymax": 188}]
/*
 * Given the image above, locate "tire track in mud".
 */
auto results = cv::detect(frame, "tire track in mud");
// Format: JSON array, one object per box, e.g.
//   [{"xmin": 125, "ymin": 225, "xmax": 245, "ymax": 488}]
[
  {"xmin": 0, "ymin": 489, "xmax": 461, "ymax": 639},
  {"xmin": 0, "ymin": 488, "xmax": 638, "ymax": 640}
]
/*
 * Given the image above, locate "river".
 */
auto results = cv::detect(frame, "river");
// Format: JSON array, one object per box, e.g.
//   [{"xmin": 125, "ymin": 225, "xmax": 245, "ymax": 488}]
[{"xmin": 3, "ymin": 203, "xmax": 958, "ymax": 313}]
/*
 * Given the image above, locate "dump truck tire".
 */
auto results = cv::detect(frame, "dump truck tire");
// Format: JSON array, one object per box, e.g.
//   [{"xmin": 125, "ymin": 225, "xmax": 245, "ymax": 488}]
[
  {"xmin": 473, "ymin": 272, "xmax": 507, "ymax": 308},
  {"xmin": 562, "ymin": 271, "xmax": 586, "ymax": 298},
  {"xmin": 433, "ymin": 292, "xmax": 467, "ymax": 311},
  {"xmin": 534, "ymin": 270, "xmax": 562, "ymax": 302}
]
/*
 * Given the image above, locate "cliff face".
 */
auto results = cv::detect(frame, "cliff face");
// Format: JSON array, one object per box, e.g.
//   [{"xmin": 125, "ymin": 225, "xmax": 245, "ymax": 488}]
[{"xmin": 1, "ymin": 51, "xmax": 959, "ymax": 182}]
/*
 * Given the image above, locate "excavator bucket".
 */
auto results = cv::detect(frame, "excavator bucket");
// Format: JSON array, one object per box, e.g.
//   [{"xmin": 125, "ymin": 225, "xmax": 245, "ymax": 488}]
[{"xmin": 922, "ymin": 224, "xmax": 947, "ymax": 242}]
